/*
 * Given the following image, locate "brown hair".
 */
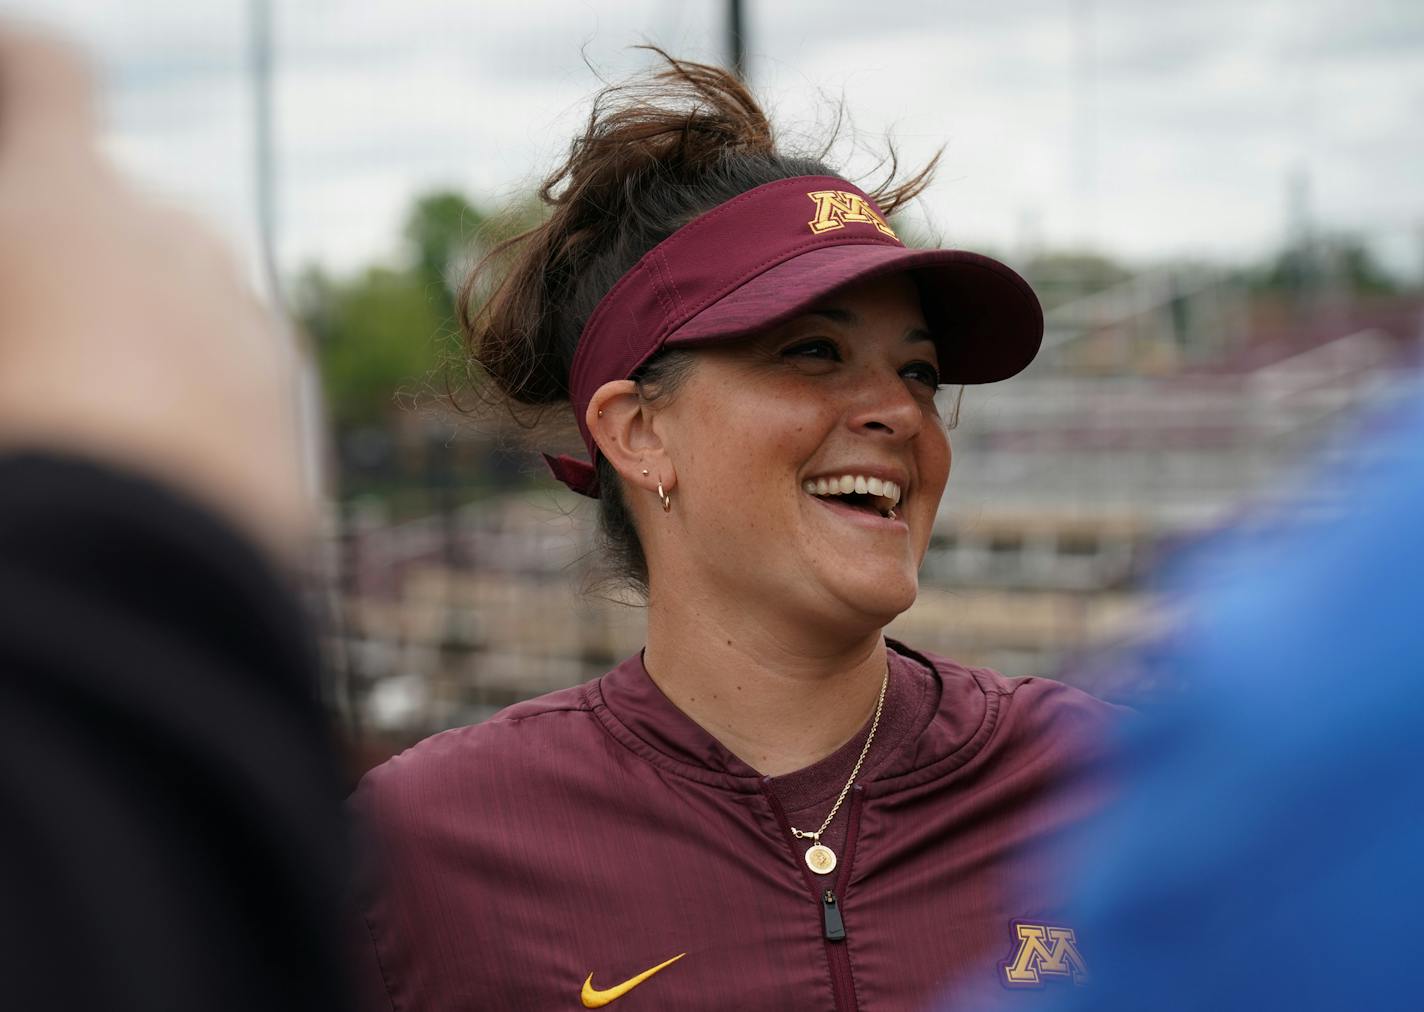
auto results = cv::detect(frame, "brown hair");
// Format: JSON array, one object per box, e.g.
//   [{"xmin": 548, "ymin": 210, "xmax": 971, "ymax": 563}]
[{"xmin": 459, "ymin": 49, "xmax": 938, "ymax": 593}]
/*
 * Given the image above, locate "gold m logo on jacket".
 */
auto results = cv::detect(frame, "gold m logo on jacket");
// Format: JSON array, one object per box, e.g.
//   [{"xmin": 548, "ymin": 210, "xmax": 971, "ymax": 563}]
[
  {"xmin": 999, "ymin": 922, "xmax": 1090, "ymax": 988},
  {"xmin": 806, "ymin": 190, "xmax": 898, "ymax": 239}
]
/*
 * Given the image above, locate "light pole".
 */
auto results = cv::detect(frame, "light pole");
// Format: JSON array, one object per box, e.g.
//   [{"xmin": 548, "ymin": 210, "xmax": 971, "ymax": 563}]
[{"xmin": 727, "ymin": 0, "xmax": 746, "ymax": 81}]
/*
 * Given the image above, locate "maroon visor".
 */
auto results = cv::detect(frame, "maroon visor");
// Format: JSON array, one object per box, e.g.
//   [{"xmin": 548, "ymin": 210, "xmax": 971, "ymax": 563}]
[{"xmin": 546, "ymin": 174, "xmax": 1043, "ymax": 498}]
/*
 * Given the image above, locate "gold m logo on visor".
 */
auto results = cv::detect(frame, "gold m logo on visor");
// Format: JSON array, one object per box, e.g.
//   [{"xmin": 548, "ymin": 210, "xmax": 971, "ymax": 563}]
[{"xmin": 806, "ymin": 190, "xmax": 898, "ymax": 239}]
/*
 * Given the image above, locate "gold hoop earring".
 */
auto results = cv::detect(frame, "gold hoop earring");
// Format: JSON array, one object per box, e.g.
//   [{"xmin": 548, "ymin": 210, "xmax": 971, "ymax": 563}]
[{"xmin": 656, "ymin": 479, "xmax": 672, "ymax": 513}]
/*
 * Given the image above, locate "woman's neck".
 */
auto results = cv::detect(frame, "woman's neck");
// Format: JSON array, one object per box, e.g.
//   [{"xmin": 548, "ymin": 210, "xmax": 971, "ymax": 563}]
[{"xmin": 643, "ymin": 594, "xmax": 889, "ymax": 777}]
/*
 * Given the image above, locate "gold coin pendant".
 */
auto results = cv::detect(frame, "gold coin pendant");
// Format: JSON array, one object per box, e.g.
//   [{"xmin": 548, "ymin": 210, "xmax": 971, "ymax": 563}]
[{"xmin": 805, "ymin": 844, "xmax": 837, "ymax": 876}]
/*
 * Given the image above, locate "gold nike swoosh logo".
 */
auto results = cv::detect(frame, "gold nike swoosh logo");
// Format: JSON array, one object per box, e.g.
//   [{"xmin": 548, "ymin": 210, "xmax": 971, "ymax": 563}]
[{"xmin": 580, "ymin": 952, "xmax": 686, "ymax": 1007}]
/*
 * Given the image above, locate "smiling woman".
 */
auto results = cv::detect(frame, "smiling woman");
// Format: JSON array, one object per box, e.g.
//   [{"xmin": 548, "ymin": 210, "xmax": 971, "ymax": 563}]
[{"xmin": 350, "ymin": 51, "xmax": 1125, "ymax": 1012}]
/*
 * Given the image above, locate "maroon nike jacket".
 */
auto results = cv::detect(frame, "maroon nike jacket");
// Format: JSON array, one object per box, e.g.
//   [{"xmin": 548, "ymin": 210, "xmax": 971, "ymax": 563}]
[{"xmin": 350, "ymin": 642, "xmax": 1123, "ymax": 1011}]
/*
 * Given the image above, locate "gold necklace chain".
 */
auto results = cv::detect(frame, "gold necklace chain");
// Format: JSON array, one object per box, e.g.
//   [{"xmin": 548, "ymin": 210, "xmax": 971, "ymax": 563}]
[{"xmin": 790, "ymin": 665, "xmax": 889, "ymax": 847}]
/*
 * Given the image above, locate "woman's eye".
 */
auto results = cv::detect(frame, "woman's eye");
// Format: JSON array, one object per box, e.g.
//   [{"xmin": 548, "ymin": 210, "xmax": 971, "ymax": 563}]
[
  {"xmin": 902, "ymin": 361, "xmax": 942, "ymax": 388},
  {"xmin": 781, "ymin": 338, "xmax": 841, "ymax": 362}
]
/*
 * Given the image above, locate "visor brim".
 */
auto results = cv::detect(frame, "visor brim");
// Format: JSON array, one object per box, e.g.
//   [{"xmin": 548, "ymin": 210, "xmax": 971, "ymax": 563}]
[{"xmin": 665, "ymin": 244, "xmax": 1043, "ymax": 384}]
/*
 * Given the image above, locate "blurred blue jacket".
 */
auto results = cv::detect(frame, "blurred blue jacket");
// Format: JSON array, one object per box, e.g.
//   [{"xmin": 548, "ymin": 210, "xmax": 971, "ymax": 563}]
[{"xmin": 1044, "ymin": 380, "xmax": 1424, "ymax": 1011}]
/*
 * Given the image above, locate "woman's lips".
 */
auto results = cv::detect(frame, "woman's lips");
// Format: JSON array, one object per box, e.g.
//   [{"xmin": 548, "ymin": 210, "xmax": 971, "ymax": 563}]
[{"xmin": 809, "ymin": 493, "xmax": 910, "ymax": 532}]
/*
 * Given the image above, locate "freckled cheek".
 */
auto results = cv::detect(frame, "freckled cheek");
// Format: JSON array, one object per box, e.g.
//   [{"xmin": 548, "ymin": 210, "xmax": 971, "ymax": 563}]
[
  {"xmin": 922, "ymin": 429, "xmax": 952, "ymax": 494},
  {"xmin": 723, "ymin": 401, "xmax": 823, "ymax": 465},
  {"xmin": 912, "ymin": 432, "xmax": 952, "ymax": 548},
  {"xmin": 680, "ymin": 381, "xmax": 830, "ymax": 516}
]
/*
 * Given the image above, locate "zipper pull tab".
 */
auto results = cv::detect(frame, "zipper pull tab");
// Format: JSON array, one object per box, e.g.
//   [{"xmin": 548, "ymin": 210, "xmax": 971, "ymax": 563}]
[{"xmin": 822, "ymin": 889, "xmax": 846, "ymax": 942}]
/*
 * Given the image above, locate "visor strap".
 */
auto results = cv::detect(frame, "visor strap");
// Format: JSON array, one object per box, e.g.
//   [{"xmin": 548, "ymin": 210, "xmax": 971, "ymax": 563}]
[{"xmin": 543, "ymin": 453, "xmax": 600, "ymax": 498}]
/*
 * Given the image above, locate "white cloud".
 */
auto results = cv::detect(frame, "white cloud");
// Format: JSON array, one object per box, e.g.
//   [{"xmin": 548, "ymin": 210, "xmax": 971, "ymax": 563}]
[{"xmin": 11, "ymin": 0, "xmax": 1423, "ymax": 286}]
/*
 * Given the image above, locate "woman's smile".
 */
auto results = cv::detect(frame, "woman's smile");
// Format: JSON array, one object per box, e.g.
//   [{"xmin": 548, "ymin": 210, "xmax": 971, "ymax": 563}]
[
  {"xmin": 802, "ymin": 470, "xmax": 907, "ymax": 521},
  {"xmin": 807, "ymin": 487, "xmax": 911, "ymax": 532}
]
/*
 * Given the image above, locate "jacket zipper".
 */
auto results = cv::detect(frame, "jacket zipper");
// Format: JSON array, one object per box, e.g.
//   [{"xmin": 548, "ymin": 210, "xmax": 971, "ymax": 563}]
[
  {"xmin": 764, "ymin": 783, "xmax": 865, "ymax": 1012},
  {"xmin": 822, "ymin": 786, "xmax": 863, "ymax": 1012},
  {"xmin": 821, "ymin": 889, "xmax": 846, "ymax": 941}
]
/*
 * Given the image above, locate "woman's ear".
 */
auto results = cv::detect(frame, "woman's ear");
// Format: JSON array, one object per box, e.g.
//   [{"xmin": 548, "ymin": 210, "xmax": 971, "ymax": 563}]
[{"xmin": 586, "ymin": 380, "xmax": 672, "ymax": 494}]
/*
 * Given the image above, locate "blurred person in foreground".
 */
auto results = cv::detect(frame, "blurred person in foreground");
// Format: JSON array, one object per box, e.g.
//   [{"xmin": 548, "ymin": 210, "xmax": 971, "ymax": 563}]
[
  {"xmin": 1005, "ymin": 380, "xmax": 1424, "ymax": 1011},
  {"xmin": 350, "ymin": 53, "xmax": 1125, "ymax": 1011},
  {"xmin": 0, "ymin": 25, "xmax": 348, "ymax": 1011}
]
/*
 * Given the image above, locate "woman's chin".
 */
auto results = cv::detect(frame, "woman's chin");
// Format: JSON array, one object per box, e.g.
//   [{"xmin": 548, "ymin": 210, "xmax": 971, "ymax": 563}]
[
  {"xmin": 813, "ymin": 572, "xmax": 919, "ymax": 632},
  {"xmin": 726, "ymin": 559, "xmax": 919, "ymax": 638}
]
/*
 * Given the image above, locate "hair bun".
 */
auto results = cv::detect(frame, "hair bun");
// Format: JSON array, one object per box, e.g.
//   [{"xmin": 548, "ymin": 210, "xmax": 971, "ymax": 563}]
[{"xmin": 458, "ymin": 47, "xmax": 934, "ymax": 411}]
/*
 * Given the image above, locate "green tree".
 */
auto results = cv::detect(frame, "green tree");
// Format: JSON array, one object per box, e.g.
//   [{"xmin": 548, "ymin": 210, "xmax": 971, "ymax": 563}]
[
  {"xmin": 404, "ymin": 190, "xmax": 489, "ymax": 320},
  {"xmin": 1021, "ymin": 251, "xmax": 1133, "ymax": 311},
  {"xmin": 295, "ymin": 189, "xmax": 497, "ymax": 429},
  {"xmin": 296, "ymin": 264, "xmax": 452, "ymax": 428},
  {"xmin": 1253, "ymin": 235, "xmax": 1401, "ymax": 296}
]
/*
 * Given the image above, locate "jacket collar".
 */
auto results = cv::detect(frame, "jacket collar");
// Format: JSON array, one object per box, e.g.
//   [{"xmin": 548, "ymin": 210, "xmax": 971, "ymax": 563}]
[{"xmin": 587, "ymin": 641, "xmax": 993, "ymax": 793}]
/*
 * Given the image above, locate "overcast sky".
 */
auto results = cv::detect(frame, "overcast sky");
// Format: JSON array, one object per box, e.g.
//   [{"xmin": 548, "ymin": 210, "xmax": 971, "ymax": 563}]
[{"xmin": 16, "ymin": 0, "xmax": 1424, "ymax": 295}]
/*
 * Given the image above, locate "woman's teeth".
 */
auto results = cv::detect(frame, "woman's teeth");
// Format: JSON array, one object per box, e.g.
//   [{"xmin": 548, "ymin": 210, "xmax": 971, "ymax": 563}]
[
  {"xmin": 802, "ymin": 474, "xmax": 903, "ymax": 517},
  {"xmin": 802, "ymin": 475, "xmax": 902, "ymax": 501}
]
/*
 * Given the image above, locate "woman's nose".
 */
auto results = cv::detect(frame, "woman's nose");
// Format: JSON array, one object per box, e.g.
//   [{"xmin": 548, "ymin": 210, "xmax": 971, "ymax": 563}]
[{"xmin": 845, "ymin": 367, "xmax": 924, "ymax": 440}]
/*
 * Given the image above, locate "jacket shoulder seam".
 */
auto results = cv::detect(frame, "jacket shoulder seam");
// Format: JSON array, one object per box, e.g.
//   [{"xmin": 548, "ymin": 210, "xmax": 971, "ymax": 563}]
[{"xmin": 484, "ymin": 704, "xmax": 591, "ymax": 726}]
